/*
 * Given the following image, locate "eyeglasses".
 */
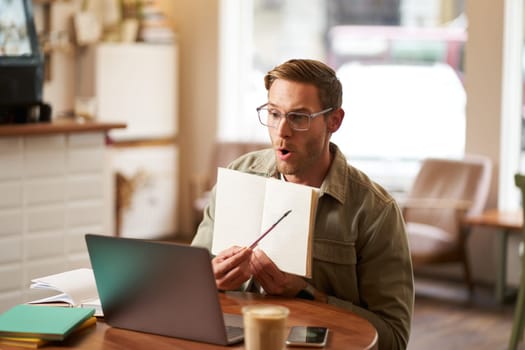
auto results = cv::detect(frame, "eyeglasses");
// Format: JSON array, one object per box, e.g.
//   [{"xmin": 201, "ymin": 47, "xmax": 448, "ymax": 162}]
[{"xmin": 256, "ymin": 103, "xmax": 333, "ymax": 131}]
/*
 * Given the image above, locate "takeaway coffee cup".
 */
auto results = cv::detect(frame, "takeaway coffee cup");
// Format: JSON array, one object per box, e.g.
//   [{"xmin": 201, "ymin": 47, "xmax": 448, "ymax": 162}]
[{"xmin": 242, "ymin": 304, "xmax": 289, "ymax": 350}]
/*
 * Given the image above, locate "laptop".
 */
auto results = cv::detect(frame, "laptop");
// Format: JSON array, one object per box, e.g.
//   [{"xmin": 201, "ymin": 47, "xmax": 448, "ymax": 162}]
[{"xmin": 84, "ymin": 234, "xmax": 244, "ymax": 345}]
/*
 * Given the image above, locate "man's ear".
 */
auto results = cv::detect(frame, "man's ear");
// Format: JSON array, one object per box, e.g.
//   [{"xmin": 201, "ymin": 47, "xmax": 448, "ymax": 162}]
[{"xmin": 327, "ymin": 108, "xmax": 344, "ymax": 133}]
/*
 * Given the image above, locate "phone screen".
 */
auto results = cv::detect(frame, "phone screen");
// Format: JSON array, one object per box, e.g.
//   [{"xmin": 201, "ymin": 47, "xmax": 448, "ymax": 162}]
[{"xmin": 286, "ymin": 326, "xmax": 328, "ymax": 347}]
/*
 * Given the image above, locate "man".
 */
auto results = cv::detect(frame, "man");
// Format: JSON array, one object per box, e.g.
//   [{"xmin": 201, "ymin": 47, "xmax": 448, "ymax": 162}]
[{"xmin": 192, "ymin": 59, "xmax": 414, "ymax": 349}]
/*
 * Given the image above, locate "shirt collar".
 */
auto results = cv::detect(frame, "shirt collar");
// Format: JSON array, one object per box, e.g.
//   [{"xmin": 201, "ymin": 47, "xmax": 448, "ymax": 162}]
[
  {"xmin": 246, "ymin": 143, "xmax": 348, "ymax": 204},
  {"xmin": 319, "ymin": 143, "xmax": 347, "ymax": 204}
]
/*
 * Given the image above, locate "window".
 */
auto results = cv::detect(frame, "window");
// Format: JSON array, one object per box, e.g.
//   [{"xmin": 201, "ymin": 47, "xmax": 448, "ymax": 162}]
[{"xmin": 219, "ymin": 0, "xmax": 467, "ymax": 194}]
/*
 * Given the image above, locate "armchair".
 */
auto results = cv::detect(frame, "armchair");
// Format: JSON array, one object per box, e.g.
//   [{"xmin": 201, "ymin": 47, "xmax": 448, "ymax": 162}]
[
  {"xmin": 402, "ymin": 155, "xmax": 492, "ymax": 294},
  {"xmin": 190, "ymin": 141, "xmax": 270, "ymax": 232}
]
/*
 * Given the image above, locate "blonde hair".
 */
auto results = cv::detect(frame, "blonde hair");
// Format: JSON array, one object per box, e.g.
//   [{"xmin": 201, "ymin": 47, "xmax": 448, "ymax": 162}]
[{"xmin": 264, "ymin": 59, "xmax": 342, "ymax": 110}]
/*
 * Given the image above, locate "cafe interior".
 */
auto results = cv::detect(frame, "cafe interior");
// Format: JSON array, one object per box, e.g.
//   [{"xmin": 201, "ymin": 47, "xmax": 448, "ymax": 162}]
[{"xmin": 0, "ymin": 0, "xmax": 524, "ymax": 348}]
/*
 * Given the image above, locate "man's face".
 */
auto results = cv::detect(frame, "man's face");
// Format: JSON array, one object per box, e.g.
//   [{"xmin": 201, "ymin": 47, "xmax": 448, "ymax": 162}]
[{"xmin": 267, "ymin": 79, "xmax": 332, "ymax": 178}]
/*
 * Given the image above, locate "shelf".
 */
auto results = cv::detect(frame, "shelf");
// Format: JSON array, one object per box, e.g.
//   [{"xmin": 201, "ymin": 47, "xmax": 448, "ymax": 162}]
[{"xmin": 0, "ymin": 119, "xmax": 126, "ymax": 137}]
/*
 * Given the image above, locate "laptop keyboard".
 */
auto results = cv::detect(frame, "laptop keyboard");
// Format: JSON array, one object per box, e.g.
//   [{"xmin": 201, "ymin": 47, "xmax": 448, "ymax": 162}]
[{"xmin": 226, "ymin": 325, "xmax": 244, "ymax": 339}]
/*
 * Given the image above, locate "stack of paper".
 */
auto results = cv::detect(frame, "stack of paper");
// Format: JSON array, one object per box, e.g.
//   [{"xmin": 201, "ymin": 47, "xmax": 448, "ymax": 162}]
[
  {"xmin": 29, "ymin": 268, "xmax": 102, "ymax": 316},
  {"xmin": 0, "ymin": 304, "xmax": 96, "ymax": 348}
]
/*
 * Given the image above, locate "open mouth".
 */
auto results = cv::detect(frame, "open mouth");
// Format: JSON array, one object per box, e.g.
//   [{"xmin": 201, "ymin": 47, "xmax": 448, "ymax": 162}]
[
  {"xmin": 277, "ymin": 148, "xmax": 293, "ymax": 160},
  {"xmin": 276, "ymin": 144, "xmax": 292, "ymax": 159}
]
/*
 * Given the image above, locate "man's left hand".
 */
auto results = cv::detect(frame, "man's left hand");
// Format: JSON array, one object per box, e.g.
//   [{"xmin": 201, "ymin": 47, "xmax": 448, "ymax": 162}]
[{"xmin": 249, "ymin": 249, "xmax": 307, "ymax": 297}]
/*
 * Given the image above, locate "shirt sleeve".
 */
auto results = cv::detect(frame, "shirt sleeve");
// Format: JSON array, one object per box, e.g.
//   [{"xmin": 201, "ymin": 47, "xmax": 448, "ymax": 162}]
[
  {"xmin": 335, "ymin": 200, "xmax": 414, "ymax": 350},
  {"xmin": 191, "ymin": 185, "xmax": 217, "ymax": 250}
]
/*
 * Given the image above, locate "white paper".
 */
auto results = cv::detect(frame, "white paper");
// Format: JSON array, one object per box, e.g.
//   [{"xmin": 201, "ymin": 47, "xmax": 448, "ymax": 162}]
[{"xmin": 29, "ymin": 268, "xmax": 102, "ymax": 316}]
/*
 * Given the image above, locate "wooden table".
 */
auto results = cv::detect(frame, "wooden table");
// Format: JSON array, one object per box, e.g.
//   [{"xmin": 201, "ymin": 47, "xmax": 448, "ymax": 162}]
[
  {"xmin": 6, "ymin": 292, "xmax": 378, "ymax": 350},
  {"xmin": 464, "ymin": 209, "xmax": 523, "ymax": 304}
]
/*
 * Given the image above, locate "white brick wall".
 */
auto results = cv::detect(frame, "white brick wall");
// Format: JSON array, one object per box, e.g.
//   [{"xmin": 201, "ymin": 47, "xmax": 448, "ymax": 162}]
[{"xmin": 0, "ymin": 132, "xmax": 112, "ymax": 312}]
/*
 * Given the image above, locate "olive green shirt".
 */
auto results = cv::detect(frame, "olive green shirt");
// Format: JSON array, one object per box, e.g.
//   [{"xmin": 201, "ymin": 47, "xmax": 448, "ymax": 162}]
[{"xmin": 192, "ymin": 143, "xmax": 414, "ymax": 350}]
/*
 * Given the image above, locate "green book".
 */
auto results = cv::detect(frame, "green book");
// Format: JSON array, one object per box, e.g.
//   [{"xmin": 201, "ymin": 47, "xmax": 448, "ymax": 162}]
[{"xmin": 0, "ymin": 304, "xmax": 95, "ymax": 341}]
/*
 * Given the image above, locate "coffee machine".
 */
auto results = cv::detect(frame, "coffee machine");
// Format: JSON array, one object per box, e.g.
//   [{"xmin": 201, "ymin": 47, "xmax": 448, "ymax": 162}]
[{"xmin": 0, "ymin": 0, "xmax": 51, "ymax": 124}]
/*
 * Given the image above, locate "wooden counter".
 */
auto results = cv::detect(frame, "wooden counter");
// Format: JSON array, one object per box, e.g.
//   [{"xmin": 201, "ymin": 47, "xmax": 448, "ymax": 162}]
[{"xmin": 0, "ymin": 119, "xmax": 126, "ymax": 137}]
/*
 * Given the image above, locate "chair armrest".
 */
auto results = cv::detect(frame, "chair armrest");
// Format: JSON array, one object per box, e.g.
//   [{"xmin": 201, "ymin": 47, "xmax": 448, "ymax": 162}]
[
  {"xmin": 190, "ymin": 173, "xmax": 211, "ymax": 208},
  {"xmin": 401, "ymin": 198, "xmax": 474, "ymax": 234},
  {"xmin": 399, "ymin": 198, "xmax": 472, "ymax": 211},
  {"xmin": 190, "ymin": 173, "xmax": 213, "ymax": 232}
]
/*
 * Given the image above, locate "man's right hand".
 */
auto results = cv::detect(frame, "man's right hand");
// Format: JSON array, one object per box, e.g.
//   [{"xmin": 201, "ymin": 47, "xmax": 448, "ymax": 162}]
[{"xmin": 212, "ymin": 246, "xmax": 252, "ymax": 291}]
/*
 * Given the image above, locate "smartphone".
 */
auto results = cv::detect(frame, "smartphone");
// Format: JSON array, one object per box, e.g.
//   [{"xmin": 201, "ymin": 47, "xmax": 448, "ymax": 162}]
[{"xmin": 286, "ymin": 326, "xmax": 329, "ymax": 347}]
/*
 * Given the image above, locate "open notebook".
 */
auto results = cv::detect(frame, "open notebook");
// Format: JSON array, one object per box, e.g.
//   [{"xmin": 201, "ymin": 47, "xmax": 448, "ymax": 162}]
[{"xmin": 85, "ymin": 234, "xmax": 244, "ymax": 346}]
